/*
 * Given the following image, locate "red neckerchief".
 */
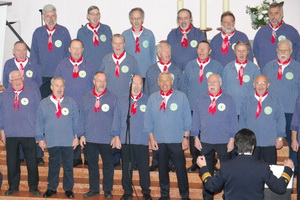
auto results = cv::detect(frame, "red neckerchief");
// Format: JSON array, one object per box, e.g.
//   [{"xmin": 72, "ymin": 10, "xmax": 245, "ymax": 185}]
[
  {"xmin": 46, "ymin": 25, "xmax": 56, "ymax": 51},
  {"xmin": 88, "ymin": 23, "xmax": 100, "ymax": 46},
  {"xmin": 113, "ymin": 51, "xmax": 126, "ymax": 78},
  {"xmin": 130, "ymin": 92, "xmax": 143, "ymax": 114},
  {"xmin": 52, "ymin": 94, "xmax": 64, "ymax": 118},
  {"xmin": 255, "ymin": 91, "xmax": 268, "ymax": 118},
  {"xmin": 159, "ymin": 60, "xmax": 171, "ymax": 72},
  {"xmin": 197, "ymin": 57, "xmax": 210, "ymax": 83},
  {"xmin": 93, "ymin": 87, "xmax": 107, "ymax": 112},
  {"xmin": 132, "ymin": 26, "xmax": 143, "ymax": 53},
  {"xmin": 277, "ymin": 57, "xmax": 291, "ymax": 80},
  {"xmin": 159, "ymin": 88, "xmax": 173, "ymax": 111},
  {"xmin": 70, "ymin": 56, "xmax": 83, "ymax": 78},
  {"xmin": 12, "ymin": 86, "xmax": 24, "ymax": 110},
  {"xmin": 221, "ymin": 30, "xmax": 235, "ymax": 54},
  {"xmin": 208, "ymin": 89, "xmax": 222, "ymax": 115},
  {"xmin": 179, "ymin": 23, "xmax": 192, "ymax": 48},
  {"xmin": 15, "ymin": 58, "xmax": 27, "ymax": 78},
  {"xmin": 270, "ymin": 20, "xmax": 283, "ymax": 44},
  {"xmin": 236, "ymin": 59, "xmax": 248, "ymax": 86}
]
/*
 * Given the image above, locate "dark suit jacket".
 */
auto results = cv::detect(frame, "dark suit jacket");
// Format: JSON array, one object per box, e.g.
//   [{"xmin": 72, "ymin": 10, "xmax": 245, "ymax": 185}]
[{"xmin": 200, "ymin": 155, "xmax": 293, "ymax": 200}]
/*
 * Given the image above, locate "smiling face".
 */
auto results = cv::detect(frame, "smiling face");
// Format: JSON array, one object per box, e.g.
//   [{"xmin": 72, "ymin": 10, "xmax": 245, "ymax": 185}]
[
  {"xmin": 158, "ymin": 74, "xmax": 173, "ymax": 93},
  {"xmin": 87, "ymin": 8, "xmax": 100, "ymax": 27},
  {"xmin": 197, "ymin": 42, "xmax": 212, "ymax": 61},
  {"xmin": 93, "ymin": 73, "xmax": 107, "ymax": 94},
  {"xmin": 13, "ymin": 43, "xmax": 27, "ymax": 61},
  {"xmin": 51, "ymin": 79, "xmax": 65, "ymax": 98},
  {"xmin": 112, "ymin": 36, "xmax": 125, "ymax": 56},
  {"xmin": 277, "ymin": 41, "xmax": 292, "ymax": 62},
  {"xmin": 43, "ymin": 11, "xmax": 57, "ymax": 28},
  {"xmin": 69, "ymin": 40, "xmax": 84, "ymax": 61},
  {"xmin": 130, "ymin": 10, "xmax": 144, "ymax": 31},
  {"xmin": 157, "ymin": 44, "xmax": 171, "ymax": 63},
  {"xmin": 178, "ymin": 10, "xmax": 192, "ymax": 29},
  {"xmin": 254, "ymin": 75, "xmax": 270, "ymax": 96},
  {"xmin": 207, "ymin": 74, "xmax": 222, "ymax": 95}
]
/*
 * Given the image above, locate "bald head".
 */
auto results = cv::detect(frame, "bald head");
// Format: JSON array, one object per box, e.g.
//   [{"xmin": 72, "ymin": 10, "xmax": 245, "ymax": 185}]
[
  {"xmin": 253, "ymin": 75, "xmax": 270, "ymax": 96},
  {"xmin": 132, "ymin": 75, "xmax": 143, "ymax": 96}
]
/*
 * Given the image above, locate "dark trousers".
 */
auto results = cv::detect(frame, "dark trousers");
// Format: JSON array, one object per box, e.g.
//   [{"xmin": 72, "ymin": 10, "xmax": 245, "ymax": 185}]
[
  {"xmin": 201, "ymin": 142, "xmax": 230, "ymax": 200},
  {"xmin": 285, "ymin": 113, "xmax": 298, "ymax": 170},
  {"xmin": 47, "ymin": 147, "xmax": 73, "ymax": 191},
  {"xmin": 157, "ymin": 143, "xmax": 189, "ymax": 198},
  {"xmin": 85, "ymin": 142, "xmax": 114, "ymax": 192},
  {"xmin": 297, "ymin": 149, "xmax": 300, "ymax": 200},
  {"xmin": 6, "ymin": 137, "xmax": 39, "ymax": 189},
  {"xmin": 253, "ymin": 146, "xmax": 277, "ymax": 165},
  {"xmin": 190, "ymin": 137, "xmax": 200, "ymax": 165},
  {"xmin": 121, "ymin": 144, "xmax": 150, "ymax": 195},
  {"xmin": 40, "ymin": 77, "xmax": 52, "ymax": 99},
  {"xmin": 20, "ymin": 143, "xmax": 44, "ymax": 159}
]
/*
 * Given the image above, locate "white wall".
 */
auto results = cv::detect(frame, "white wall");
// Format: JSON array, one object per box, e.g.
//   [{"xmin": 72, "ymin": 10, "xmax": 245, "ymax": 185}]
[{"xmin": 4, "ymin": 0, "xmax": 300, "ymax": 61}]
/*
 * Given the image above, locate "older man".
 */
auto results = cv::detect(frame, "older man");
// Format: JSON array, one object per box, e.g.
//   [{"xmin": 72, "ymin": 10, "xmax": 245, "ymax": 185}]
[
  {"xmin": 100, "ymin": 34, "xmax": 140, "ymax": 97},
  {"xmin": 262, "ymin": 39, "xmax": 300, "ymax": 173},
  {"xmin": 239, "ymin": 75, "xmax": 285, "ymax": 165},
  {"xmin": 36, "ymin": 77, "xmax": 79, "ymax": 198},
  {"xmin": 222, "ymin": 41, "xmax": 260, "ymax": 115},
  {"xmin": 31, "ymin": 4, "xmax": 71, "ymax": 98},
  {"xmin": 122, "ymin": 8, "xmax": 156, "ymax": 79},
  {"xmin": 0, "ymin": 71, "xmax": 41, "ymax": 196},
  {"xmin": 77, "ymin": 5, "xmax": 112, "ymax": 68},
  {"xmin": 79, "ymin": 72, "xmax": 117, "ymax": 199},
  {"xmin": 183, "ymin": 40, "xmax": 223, "ymax": 172},
  {"xmin": 144, "ymin": 42, "xmax": 183, "ymax": 96},
  {"xmin": 253, "ymin": 2, "xmax": 300, "ymax": 70},
  {"xmin": 191, "ymin": 73, "xmax": 238, "ymax": 200},
  {"xmin": 145, "ymin": 71, "xmax": 191, "ymax": 200},
  {"xmin": 210, "ymin": 11, "xmax": 253, "ymax": 67},
  {"xmin": 3, "ymin": 41, "xmax": 42, "ymax": 90},
  {"xmin": 167, "ymin": 8, "xmax": 205, "ymax": 71},
  {"xmin": 55, "ymin": 39, "xmax": 97, "ymax": 166},
  {"xmin": 111, "ymin": 75, "xmax": 151, "ymax": 200}
]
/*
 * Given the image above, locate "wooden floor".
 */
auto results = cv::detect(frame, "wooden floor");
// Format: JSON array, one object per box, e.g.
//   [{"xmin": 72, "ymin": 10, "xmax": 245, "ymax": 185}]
[{"xmin": 0, "ymin": 142, "xmax": 297, "ymax": 200}]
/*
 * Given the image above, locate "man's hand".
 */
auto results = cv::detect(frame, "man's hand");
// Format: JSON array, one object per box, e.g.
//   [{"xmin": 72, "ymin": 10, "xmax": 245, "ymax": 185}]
[
  {"xmin": 197, "ymin": 156, "xmax": 207, "ymax": 168},
  {"xmin": 148, "ymin": 133, "xmax": 158, "ymax": 150},
  {"xmin": 38, "ymin": 140, "xmax": 47, "ymax": 151},
  {"xmin": 284, "ymin": 158, "xmax": 294, "ymax": 170},
  {"xmin": 80, "ymin": 136, "xmax": 86, "ymax": 149},
  {"xmin": 72, "ymin": 137, "xmax": 79, "ymax": 150},
  {"xmin": 0, "ymin": 130, "xmax": 5, "ymax": 145},
  {"xmin": 291, "ymin": 131, "xmax": 299, "ymax": 152},
  {"xmin": 182, "ymin": 137, "xmax": 189, "ymax": 150},
  {"xmin": 276, "ymin": 138, "xmax": 284, "ymax": 150},
  {"xmin": 227, "ymin": 138, "xmax": 234, "ymax": 152},
  {"xmin": 194, "ymin": 137, "xmax": 202, "ymax": 151},
  {"xmin": 111, "ymin": 136, "xmax": 122, "ymax": 149}
]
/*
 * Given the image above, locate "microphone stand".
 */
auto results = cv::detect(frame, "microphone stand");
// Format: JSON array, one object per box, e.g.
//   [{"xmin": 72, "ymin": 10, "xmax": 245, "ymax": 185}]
[{"xmin": 124, "ymin": 75, "xmax": 139, "ymax": 199}]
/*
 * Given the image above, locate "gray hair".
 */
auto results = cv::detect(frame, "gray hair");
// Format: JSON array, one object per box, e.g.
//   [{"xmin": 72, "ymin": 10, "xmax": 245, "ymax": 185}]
[
  {"xmin": 277, "ymin": 39, "xmax": 293, "ymax": 50},
  {"xmin": 93, "ymin": 72, "xmax": 106, "ymax": 80},
  {"xmin": 269, "ymin": 2, "xmax": 283, "ymax": 13},
  {"xmin": 9, "ymin": 70, "xmax": 21, "ymax": 81},
  {"xmin": 111, "ymin": 33, "xmax": 125, "ymax": 43},
  {"xmin": 208, "ymin": 73, "xmax": 222, "ymax": 83},
  {"xmin": 51, "ymin": 77, "xmax": 65, "ymax": 86},
  {"xmin": 156, "ymin": 42, "xmax": 171, "ymax": 55},
  {"xmin": 129, "ymin": 7, "xmax": 145, "ymax": 19},
  {"xmin": 42, "ymin": 4, "xmax": 56, "ymax": 16},
  {"xmin": 87, "ymin": 5, "xmax": 99, "ymax": 15},
  {"xmin": 158, "ymin": 71, "xmax": 174, "ymax": 81}
]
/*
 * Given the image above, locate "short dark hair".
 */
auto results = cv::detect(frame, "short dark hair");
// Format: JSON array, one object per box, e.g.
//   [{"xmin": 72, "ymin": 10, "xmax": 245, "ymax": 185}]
[
  {"xmin": 14, "ymin": 41, "xmax": 27, "ymax": 49},
  {"xmin": 234, "ymin": 129, "xmax": 256, "ymax": 154},
  {"xmin": 221, "ymin": 11, "xmax": 235, "ymax": 22},
  {"xmin": 197, "ymin": 40, "xmax": 210, "ymax": 49},
  {"xmin": 69, "ymin": 39, "xmax": 84, "ymax": 48},
  {"xmin": 129, "ymin": 7, "xmax": 145, "ymax": 19},
  {"xmin": 269, "ymin": 2, "xmax": 283, "ymax": 12},
  {"xmin": 177, "ymin": 8, "xmax": 192, "ymax": 19}
]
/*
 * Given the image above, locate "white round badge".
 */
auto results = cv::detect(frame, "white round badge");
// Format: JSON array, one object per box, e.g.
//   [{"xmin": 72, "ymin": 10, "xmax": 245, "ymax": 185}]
[
  {"xmin": 140, "ymin": 104, "xmax": 147, "ymax": 112},
  {"xmin": 170, "ymin": 103, "xmax": 178, "ymax": 111},
  {"xmin": 79, "ymin": 70, "xmax": 86, "ymax": 78},
  {"xmin": 121, "ymin": 65, "xmax": 129, "ymax": 73},
  {"xmin": 206, "ymin": 72, "xmax": 213, "ymax": 79},
  {"xmin": 143, "ymin": 40, "xmax": 149, "ymax": 48},
  {"xmin": 171, "ymin": 73, "xmax": 175, "ymax": 80},
  {"xmin": 217, "ymin": 103, "xmax": 226, "ymax": 111},
  {"xmin": 54, "ymin": 40, "xmax": 62, "ymax": 48},
  {"xmin": 264, "ymin": 106, "xmax": 272, "ymax": 115},
  {"xmin": 278, "ymin": 35, "xmax": 286, "ymax": 41},
  {"xmin": 231, "ymin": 43, "xmax": 237, "ymax": 50},
  {"xmin": 101, "ymin": 104, "xmax": 110, "ymax": 112},
  {"xmin": 243, "ymin": 75, "xmax": 250, "ymax": 83},
  {"xmin": 26, "ymin": 70, "xmax": 33, "ymax": 78},
  {"xmin": 190, "ymin": 40, "xmax": 198, "ymax": 48},
  {"xmin": 21, "ymin": 98, "xmax": 29, "ymax": 106},
  {"xmin": 100, "ymin": 34, "xmax": 107, "ymax": 42},
  {"xmin": 285, "ymin": 72, "xmax": 294, "ymax": 80},
  {"xmin": 62, "ymin": 108, "xmax": 69, "ymax": 116}
]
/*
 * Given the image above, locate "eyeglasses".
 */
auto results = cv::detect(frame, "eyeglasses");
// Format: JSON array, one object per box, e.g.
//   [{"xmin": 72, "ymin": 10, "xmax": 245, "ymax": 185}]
[{"xmin": 255, "ymin": 81, "xmax": 267, "ymax": 85}]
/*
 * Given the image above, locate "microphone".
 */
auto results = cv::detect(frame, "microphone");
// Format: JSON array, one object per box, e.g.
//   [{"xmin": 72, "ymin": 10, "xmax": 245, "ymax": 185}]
[{"xmin": 129, "ymin": 74, "xmax": 133, "ymax": 85}]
